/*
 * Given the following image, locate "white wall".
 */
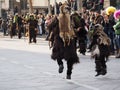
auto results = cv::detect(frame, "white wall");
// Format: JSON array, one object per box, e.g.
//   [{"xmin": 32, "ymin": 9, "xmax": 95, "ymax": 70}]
[
  {"xmin": 2, "ymin": 0, "xmax": 9, "ymax": 10},
  {"xmin": 2, "ymin": 0, "xmax": 67, "ymax": 9},
  {"xmin": 32, "ymin": 0, "xmax": 67, "ymax": 6},
  {"xmin": 32, "ymin": 0, "xmax": 48, "ymax": 7},
  {"xmin": 50, "ymin": 0, "xmax": 66, "ymax": 5}
]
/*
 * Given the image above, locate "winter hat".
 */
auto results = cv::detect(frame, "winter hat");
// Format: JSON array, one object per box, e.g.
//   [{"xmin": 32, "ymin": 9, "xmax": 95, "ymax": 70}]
[
  {"xmin": 114, "ymin": 10, "xmax": 120, "ymax": 20},
  {"xmin": 106, "ymin": 6, "xmax": 116, "ymax": 15}
]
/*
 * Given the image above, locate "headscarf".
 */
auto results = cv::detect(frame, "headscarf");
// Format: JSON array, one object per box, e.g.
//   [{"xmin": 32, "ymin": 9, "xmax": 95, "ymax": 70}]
[{"xmin": 114, "ymin": 10, "xmax": 120, "ymax": 20}]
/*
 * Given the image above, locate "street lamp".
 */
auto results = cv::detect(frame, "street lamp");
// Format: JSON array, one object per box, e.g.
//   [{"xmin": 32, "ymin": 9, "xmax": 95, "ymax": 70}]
[{"xmin": 0, "ymin": 0, "xmax": 5, "ymax": 17}]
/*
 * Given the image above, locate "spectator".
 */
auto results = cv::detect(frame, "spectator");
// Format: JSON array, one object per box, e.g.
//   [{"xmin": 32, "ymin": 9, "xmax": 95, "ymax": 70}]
[
  {"xmin": 2, "ymin": 20, "xmax": 7, "ymax": 36},
  {"xmin": 106, "ymin": 6, "xmax": 116, "ymax": 55},
  {"xmin": 113, "ymin": 10, "xmax": 120, "ymax": 58}
]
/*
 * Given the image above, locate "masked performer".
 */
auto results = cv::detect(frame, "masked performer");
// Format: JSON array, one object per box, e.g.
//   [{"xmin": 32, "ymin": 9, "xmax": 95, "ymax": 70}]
[
  {"xmin": 89, "ymin": 24, "xmax": 111, "ymax": 76},
  {"xmin": 48, "ymin": 4, "xmax": 79, "ymax": 79}
]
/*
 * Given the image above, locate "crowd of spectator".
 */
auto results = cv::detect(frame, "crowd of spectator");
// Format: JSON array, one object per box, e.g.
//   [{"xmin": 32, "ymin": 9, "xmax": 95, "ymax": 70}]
[{"xmin": 0, "ymin": 0, "xmax": 120, "ymax": 58}]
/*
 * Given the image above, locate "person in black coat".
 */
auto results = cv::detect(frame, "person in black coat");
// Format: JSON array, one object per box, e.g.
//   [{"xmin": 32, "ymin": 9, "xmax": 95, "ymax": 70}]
[{"xmin": 27, "ymin": 15, "xmax": 38, "ymax": 43}]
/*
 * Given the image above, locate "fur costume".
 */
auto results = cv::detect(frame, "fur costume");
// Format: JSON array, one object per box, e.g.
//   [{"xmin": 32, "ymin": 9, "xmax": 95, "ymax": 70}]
[
  {"xmin": 93, "ymin": 24, "xmax": 111, "ymax": 46},
  {"xmin": 90, "ymin": 24, "xmax": 111, "ymax": 76},
  {"xmin": 47, "ymin": 15, "xmax": 79, "ymax": 79},
  {"xmin": 70, "ymin": 12, "xmax": 87, "ymax": 55},
  {"xmin": 106, "ymin": 6, "xmax": 116, "ymax": 15},
  {"xmin": 59, "ymin": 4, "xmax": 75, "ymax": 46},
  {"xmin": 91, "ymin": 24, "xmax": 111, "ymax": 57}
]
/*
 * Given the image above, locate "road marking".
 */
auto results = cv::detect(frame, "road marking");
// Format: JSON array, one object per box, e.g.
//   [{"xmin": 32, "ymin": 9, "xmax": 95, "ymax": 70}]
[
  {"xmin": 1, "ymin": 57, "xmax": 99, "ymax": 90},
  {"xmin": 10, "ymin": 61, "xmax": 20, "ymax": 64},
  {"xmin": 9, "ymin": 60, "xmax": 35, "ymax": 69},
  {"xmin": 0, "ymin": 58, "xmax": 100, "ymax": 90},
  {"xmin": 43, "ymin": 71, "xmax": 100, "ymax": 90},
  {"xmin": 0, "ymin": 57, "xmax": 7, "ymax": 60},
  {"xmin": 23, "ymin": 65, "xmax": 34, "ymax": 69},
  {"xmin": 66, "ymin": 80, "xmax": 100, "ymax": 90},
  {"xmin": 43, "ymin": 72, "xmax": 57, "ymax": 76}
]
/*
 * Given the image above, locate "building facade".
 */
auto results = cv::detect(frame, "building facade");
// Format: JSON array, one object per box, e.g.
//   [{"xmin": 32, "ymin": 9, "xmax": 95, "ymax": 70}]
[
  {"xmin": 1, "ymin": 0, "xmax": 120, "ymax": 18},
  {"xmin": 1, "ymin": 0, "xmax": 66, "ymax": 14}
]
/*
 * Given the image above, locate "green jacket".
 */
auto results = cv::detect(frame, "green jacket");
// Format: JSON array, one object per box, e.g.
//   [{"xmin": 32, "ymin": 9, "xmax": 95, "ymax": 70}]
[{"xmin": 113, "ymin": 19, "xmax": 120, "ymax": 35}]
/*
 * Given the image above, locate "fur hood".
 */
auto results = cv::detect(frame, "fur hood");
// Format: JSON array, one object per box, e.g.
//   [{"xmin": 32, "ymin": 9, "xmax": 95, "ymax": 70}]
[{"xmin": 93, "ymin": 24, "xmax": 111, "ymax": 46}]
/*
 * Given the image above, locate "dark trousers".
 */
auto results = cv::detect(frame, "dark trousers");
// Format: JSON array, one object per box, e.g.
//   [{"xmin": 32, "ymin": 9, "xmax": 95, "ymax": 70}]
[
  {"xmin": 95, "ymin": 55, "xmax": 107, "ymax": 73},
  {"xmin": 29, "ymin": 28, "xmax": 36, "ymax": 43}
]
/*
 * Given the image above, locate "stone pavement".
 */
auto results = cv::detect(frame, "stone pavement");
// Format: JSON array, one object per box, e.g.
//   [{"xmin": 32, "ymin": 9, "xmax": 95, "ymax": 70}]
[{"xmin": 0, "ymin": 37, "xmax": 120, "ymax": 90}]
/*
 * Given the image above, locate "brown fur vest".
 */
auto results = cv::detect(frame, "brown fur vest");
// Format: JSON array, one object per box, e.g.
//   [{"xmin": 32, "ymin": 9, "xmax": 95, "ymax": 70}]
[{"xmin": 58, "ymin": 5, "xmax": 75, "ymax": 46}]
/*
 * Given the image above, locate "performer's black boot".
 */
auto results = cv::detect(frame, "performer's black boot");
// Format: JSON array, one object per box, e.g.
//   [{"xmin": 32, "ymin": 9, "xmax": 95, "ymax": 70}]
[
  {"xmin": 66, "ymin": 75, "xmax": 71, "ymax": 79},
  {"xmin": 59, "ymin": 64, "xmax": 64, "ymax": 73},
  {"xmin": 101, "ymin": 69, "xmax": 107, "ymax": 75},
  {"xmin": 95, "ymin": 72, "xmax": 101, "ymax": 77}
]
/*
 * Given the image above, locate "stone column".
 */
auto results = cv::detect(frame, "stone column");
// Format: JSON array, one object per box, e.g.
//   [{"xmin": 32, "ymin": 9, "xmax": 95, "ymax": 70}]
[
  {"xmin": 48, "ymin": 0, "xmax": 51, "ymax": 14},
  {"xmin": 54, "ymin": 0, "xmax": 57, "ymax": 15},
  {"xmin": 77, "ymin": 0, "xmax": 82, "ymax": 12},
  {"xmin": 0, "ymin": 0, "xmax": 2, "ymax": 17},
  {"xmin": 104, "ymin": 0, "xmax": 110, "ymax": 8},
  {"xmin": 28, "ymin": 0, "xmax": 33, "ymax": 13}
]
